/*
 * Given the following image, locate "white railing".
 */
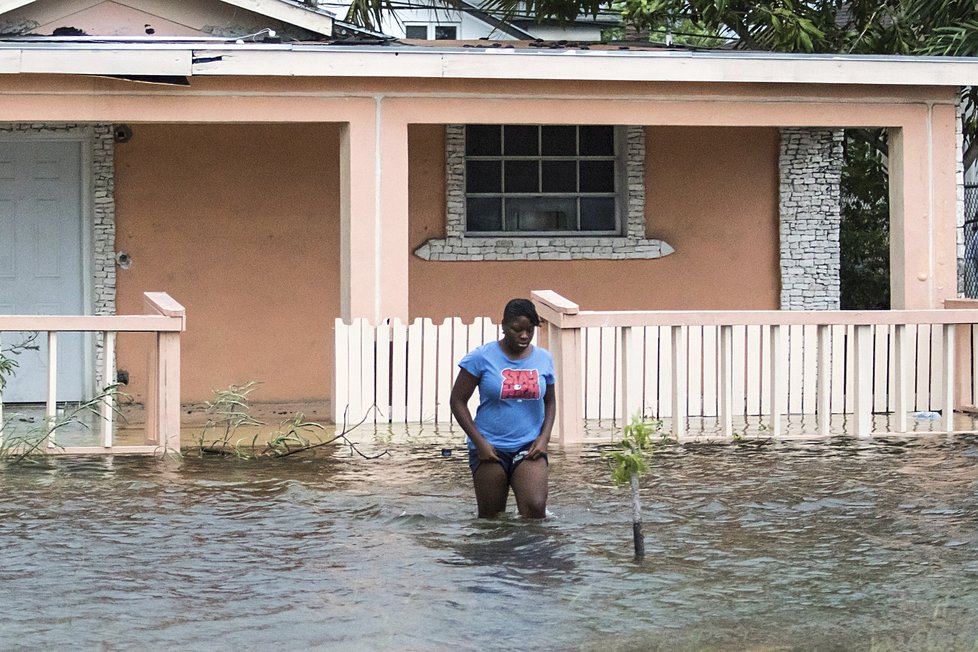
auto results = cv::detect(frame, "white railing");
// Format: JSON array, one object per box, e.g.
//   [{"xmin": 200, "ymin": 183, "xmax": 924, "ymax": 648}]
[
  {"xmin": 0, "ymin": 292, "xmax": 185, "ymax": 454},
  {"xmin": 535, "ymin": 290, "xmax": 978, "ymax": 443},
  {"xmin": 334, "ymin": 316, "xmax": 499, "ymax": 425},
  {"xmin": 333, "ymin": 294, "xmax": 978, "ymax": 442}
]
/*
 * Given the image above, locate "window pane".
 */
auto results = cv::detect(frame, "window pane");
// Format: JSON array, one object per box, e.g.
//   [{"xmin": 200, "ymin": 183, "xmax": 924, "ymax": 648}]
[
  {"xmin": 542, "ymin": 160, "xmax": 577, "ymax": 193},
  {"xmin": 580, "ymin": 197, "xmax": 616, "ymax": 231},
  {"xmin": 541, "ymin": 126, "xmax": 576, "ymax": 156},
  {"xmin": 580, "ymin": 126, "xmax": 614, "ymax": 156},
  {"xmin": 466, "ymin": 125, "xmax": 500, "ymax": 156},
  {"xmin": 506, "ymin": 196, "xmax": 576, "ymax": 231},
  {"xmin": 467, "ymin": 198, "xmax": 502, "ymax": 231},
  {"xmin": 503, "ymin": 125, "xmax": 538, "ymax": 156},
  {"xmin": 434, "ymin": 25, "xmax": 457, "ymax": 39},
  {"xmin": 467, "ymin": 160, "xmax": 501, "ymax": 193},
  {"xmin": 404, "ymin": 25, "xmax": 427, "ymax": 38},
  {"xmin": 580, "ymin": 160, "xmax": 615, "ymax": 193},
  {"xmin": 504, "ymin": 160, "xmax": 538, "ymax": 193}
]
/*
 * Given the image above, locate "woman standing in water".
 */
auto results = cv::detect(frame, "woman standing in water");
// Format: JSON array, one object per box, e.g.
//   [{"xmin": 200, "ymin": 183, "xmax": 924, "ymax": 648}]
[{"xmin": 450, "ymin": 298, "xmax": 556, "ymax": 518}]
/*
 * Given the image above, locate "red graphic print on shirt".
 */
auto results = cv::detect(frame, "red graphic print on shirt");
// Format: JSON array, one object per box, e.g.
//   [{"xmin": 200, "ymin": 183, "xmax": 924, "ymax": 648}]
[{"xmin": 500, "ymin": 368, "xmax": 541, "ymax": 400}]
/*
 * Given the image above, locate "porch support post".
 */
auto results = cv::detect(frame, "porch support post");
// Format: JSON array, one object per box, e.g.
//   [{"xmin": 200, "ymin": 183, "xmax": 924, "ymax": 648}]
[
  {"xmin": 888, "ymin": 103, "xmax": 960, "ymax": 309},
  {"xmin": 548, "ymin": 320, "xmax": 583, "ymax": 445},
  {"xmin": 340, "ymin": 104, "xmax": 410, "ymax": 322}
]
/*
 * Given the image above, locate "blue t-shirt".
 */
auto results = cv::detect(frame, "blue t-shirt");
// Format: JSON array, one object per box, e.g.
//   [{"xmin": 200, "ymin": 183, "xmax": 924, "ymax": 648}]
[{"xmin": 458, "ymin": 342, "xmax": 556, "ymax": 451}]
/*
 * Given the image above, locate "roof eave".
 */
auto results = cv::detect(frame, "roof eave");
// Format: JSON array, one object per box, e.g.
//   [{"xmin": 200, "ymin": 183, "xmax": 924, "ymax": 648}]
[{"xmin": 0, "ymin": 43, "xmax": 975, "ymax": 86}]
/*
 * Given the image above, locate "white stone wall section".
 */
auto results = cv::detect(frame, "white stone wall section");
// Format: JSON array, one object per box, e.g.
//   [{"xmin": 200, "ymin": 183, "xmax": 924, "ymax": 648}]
[{"xmin": 779, "ymin": 128, "xmax": 843, "ymax": 310}]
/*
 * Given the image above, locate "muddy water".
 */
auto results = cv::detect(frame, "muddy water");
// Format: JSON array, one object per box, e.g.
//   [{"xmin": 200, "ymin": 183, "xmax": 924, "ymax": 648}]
[{"xmin": 2, "ymin": 431, "xmax": 978, "ymax": 650}]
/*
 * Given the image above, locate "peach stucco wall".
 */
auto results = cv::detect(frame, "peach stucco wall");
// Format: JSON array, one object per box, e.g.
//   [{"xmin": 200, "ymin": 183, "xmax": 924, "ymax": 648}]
[
  {"xmin": 408, "ymin": 125, "xmax": 780, "ymax": 321},
  {"xmin": 115, "ymin": 123, "xmax": 341, "ymax": 404}
]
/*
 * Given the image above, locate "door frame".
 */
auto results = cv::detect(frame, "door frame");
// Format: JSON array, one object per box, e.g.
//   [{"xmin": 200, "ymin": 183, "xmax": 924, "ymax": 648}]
[{"xmin": 0, "ymin": 127, "xmax": 96, "ymax": 399}]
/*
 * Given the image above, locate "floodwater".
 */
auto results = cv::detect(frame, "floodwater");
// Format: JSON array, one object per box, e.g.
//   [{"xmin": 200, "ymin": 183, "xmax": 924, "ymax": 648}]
[{"xmin": 3, "ymin": 426, "xmax": 978, "ymax": 651}]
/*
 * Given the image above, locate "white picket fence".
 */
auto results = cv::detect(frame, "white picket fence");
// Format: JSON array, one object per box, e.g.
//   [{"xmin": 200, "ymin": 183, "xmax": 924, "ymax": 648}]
[{"xmin": 334, "ymin": 316, "xmax": 978, "ymax": 427}]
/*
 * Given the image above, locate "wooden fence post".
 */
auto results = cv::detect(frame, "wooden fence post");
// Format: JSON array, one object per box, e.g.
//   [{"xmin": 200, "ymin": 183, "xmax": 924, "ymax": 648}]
[
  {"xmin": 532, "ymin": 291, "xmax": 583, "ymax": 445},
  {"xmin": 144, "ymin": 293, "xmax": 185, "ymax": 452}
]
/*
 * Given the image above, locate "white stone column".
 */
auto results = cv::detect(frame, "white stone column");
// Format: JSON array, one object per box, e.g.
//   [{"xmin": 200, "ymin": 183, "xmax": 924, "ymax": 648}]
[{"xmin": 779, "ymin": 128, "xmax": 844, "ymax": 310}]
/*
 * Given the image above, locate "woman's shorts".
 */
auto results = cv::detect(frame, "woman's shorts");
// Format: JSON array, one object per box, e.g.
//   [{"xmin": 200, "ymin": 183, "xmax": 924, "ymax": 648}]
[{"xmin": 468, "ymin": 442, "xmax": 548, "ymax": 479}]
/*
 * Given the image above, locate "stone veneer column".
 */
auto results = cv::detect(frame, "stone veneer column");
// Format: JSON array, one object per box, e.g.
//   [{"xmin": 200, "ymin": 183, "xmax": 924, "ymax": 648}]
[{"xmin": 779, "ymin": 128, "xmax": 844, "ymax": 310}]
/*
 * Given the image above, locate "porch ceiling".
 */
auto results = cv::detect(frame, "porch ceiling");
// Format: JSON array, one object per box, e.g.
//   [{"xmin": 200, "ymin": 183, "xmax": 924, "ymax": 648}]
[{"xmin": 0, "ymin": 40, "xmax": 975, "ymax": 87}]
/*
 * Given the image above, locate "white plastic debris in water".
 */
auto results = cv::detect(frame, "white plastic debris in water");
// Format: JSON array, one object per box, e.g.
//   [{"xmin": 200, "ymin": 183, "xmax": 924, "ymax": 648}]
[{"xmin": 913, "ymin": 411, "xmax": 941, "ymax": 420}]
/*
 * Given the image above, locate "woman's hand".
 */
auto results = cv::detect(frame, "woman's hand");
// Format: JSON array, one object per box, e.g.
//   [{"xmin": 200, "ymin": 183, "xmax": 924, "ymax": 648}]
[
  {"xmin": 526, "ymin": 434, "xmax": 549, "ymax": 460},
  {"xmin": 475, "ymin": 440, "xmax": 500, "ymax": 462}
]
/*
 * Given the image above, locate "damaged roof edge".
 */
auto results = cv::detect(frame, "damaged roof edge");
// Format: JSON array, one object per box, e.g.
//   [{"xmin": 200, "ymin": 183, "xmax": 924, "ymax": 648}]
[{"xmin": 0, "ymin": 42, "xmax": 975, "ymax": 86}]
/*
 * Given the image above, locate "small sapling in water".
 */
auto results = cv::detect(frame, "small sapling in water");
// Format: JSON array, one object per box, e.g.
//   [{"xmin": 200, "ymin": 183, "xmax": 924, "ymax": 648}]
[{"xmin": 606, "ymin": 412, "xmax": 660, "ymax": 560}]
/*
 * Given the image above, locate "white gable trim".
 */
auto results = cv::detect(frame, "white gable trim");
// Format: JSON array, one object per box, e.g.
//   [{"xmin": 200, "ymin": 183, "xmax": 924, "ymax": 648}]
[
  {"xmin": 0, "ymin": 0, "xmax": 334, "ymax": 37},
  {"xmin": 218, "ymin": 0, "xmax": 333, "ymax": 36}
]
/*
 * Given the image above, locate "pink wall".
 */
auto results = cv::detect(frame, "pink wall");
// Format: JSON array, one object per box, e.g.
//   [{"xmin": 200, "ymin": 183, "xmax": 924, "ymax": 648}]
[
  {"xmin": 408, "ymin": 125, "xmax": 781, "ymax": 321},
  {"xmin": 115, "ymin": 123, "xmax": 341, "ymax": 404}
]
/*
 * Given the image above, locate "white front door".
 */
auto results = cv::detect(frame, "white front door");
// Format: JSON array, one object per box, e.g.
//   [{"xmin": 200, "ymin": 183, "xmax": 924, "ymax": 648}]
[{"xmin": 0, "ymin": 139, "xmax": 86, "ymax": 403}]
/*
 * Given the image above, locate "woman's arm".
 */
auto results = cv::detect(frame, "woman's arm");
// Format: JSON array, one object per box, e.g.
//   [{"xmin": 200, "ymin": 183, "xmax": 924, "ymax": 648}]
[
  {"xmin": 527, "ymin": 382, "xmax": 556, "ymax": 460},
  {"xmin": 450, "ymin": 369, "xmax": 500, "ymax": 462}
]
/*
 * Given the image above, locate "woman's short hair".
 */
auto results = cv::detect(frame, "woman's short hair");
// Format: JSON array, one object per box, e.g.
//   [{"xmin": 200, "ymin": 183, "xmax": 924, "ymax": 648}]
[{"xmin": 503, "ymin": 298, "xmax": 541, "ymax": 326}]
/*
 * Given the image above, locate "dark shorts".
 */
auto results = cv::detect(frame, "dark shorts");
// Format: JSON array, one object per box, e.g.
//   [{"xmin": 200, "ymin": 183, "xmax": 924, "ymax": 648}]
[{"xmin": 468, "ymin": 442, "xmax": 548, "ymax": 479}]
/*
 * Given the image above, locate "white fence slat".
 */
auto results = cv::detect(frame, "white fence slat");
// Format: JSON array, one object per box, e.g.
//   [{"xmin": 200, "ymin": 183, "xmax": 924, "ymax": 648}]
[
  {"xmin": 613, "ymin": 327, "xmax": 623, "ymax": 421},
  {"xmin": 334, "ymin": 319, "xmax": 349, "ymax": 425},
  {"xmin": 46, "ymin": 331, "xmax": 58, "ymax": 446},
  {"xmin": 435, "ymin": 319, "xmax": 453, "ymax": 423},
  {"xmin": 643, "ymin": 326, "xmax": 664, "ymax": 418},
  {"xmin": 817, "ymin": 324, "xmax": 830, "ymax": 436},
  {"xmin": 872, "ymin": 325, "xmax": 889, "ymax": 415},
  {"xmin": 599, "ymin": 326, "xmax": 616, "ymax": 421},
  {"xmin": 345, "ymin": 319, "xmax": 363, "ymax": 422},
  {"xmin": 787, "ymin": 325, "xmax": 804, "ymax": 415},
  {"xmin": 931, "ymin": 324, "xmax": 945, "ymax": 413},
  {"xmin": 420, "ymin": 318, "xmax": 437, "ymax": 422},
  {"xmin": 101, "ymin": 331, "xmax": 115, "ymax": 447},
  {"xmin": 745, "ymin": 325, "xmax": 762, "ymax": 416},
  {"xmin": 719, "ymin": 325, "xmax": 733, "ymax": 436},
  {"xmin": 853, "ymin": 324, "xmax": 873, "ymax": 437},
  {"xmin": 731, "ymin": 325, "xmax": 746, "ymax": 420},
  {"xmin": 844, "ymin": 325, "xmax": 856, "ymax": 414},
  {"xmin": 702, "ymin": 325, "xmax": 718, "ymax": 417},
  {"xmin": 391, "ymin": 319, "xmax": 408, "ymax": 423},
  {"xmin": 942, "ymin": 324, "xmax": 955, "ymax": 431},
  {"xmin": 687, "ymin": 326, "xmax": 703, "ymax": 418},
  {"xmin": 406, "ymin": 319, "xmax": 424, "ymax": 423},
  {"xmin": 360, "ymin": 319, "xmax": 376, "ymax": 420},
  {"xmin": 894, "ymin": 324, "xmax": 909, "ymax": 432},
  {"xmin": 802, "ymin": 324, "xmax": 818, "ymax": 415},
  {"xmin": 829, "ymin": 324, "xmax": 845, "ymax": 414},
  {"xmin": 375, "ymin": 321, "xmax": 392, "ymax": 423},
  {"xmin": 914, "ymin": 324, "xmax": 929, "ymax": 411},
  {"xmin": 451, "ymin": 318, "xmax": 468, "ymax": 424},
  {"xmin": 670, "ymin": 325, "xmax": 687, "ymax": 436},
  {"xmin": 769, "ymin": 325, "xmax": 782, "ymax": 437},
  {"xmin": 584, "ymin": 327, "xmax": 601, "ymax": 420},
  {"xmin": 759, "ymin": 325, "xmax": 772, "ymax": 417},
  {"xmin": 482, "ymin": 318, "xmax": 498, "ymax": 348}
]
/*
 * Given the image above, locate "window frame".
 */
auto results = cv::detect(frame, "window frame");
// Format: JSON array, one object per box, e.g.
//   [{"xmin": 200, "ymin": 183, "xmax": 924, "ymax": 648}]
[
  {"xmin": 403, "ymin": 23, "xmax": 460, "ymax": 40},
  {"xmin": 463, "ymin": 124, "xmax": 626, "ymax": 237}
]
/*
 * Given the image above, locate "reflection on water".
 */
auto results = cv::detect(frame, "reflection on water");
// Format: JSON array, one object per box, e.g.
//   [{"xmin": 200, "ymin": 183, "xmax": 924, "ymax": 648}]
[{"xmin": 3, "ymin": 431, "xmax": 978, "ymax": 650}]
